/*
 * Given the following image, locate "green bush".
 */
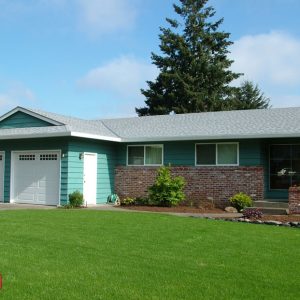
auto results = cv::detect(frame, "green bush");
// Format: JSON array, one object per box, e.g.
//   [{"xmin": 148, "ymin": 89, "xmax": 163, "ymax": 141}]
[
  {"xmin": 69, "ymin": 190, "xmax": 84, "ymax": 207},
  {"xmin": 148, "ymin": 166, "xmax": 186, "ymax": 207},
  {"xmin": 121, "ymin": 197, "xmax": 135, "ymax": 206},
  {"xmin": 134, "ymin": 197, "xmax": 150, "ymax": 206},
  {"xmin": 229, "ymin": 192, "xmax": 252, "ymax": 212}
]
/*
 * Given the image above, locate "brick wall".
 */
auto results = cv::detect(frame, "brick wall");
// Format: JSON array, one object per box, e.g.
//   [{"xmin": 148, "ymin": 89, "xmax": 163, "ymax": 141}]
[
  {"xmin": 115, "ymin": 166, "xmax": 264, "ymax": 208},
  {"xmin": 288, "ymin": 187, "xmax": 300, "ymax": 214}
]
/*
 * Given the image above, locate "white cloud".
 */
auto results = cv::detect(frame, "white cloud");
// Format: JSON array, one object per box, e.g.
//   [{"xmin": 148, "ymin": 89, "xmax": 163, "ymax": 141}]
[
  {"xmin": 78, "ymin": 56, "xmax": 158, "ymax": 97},
  {"xmin": 0, "ymin": 82, "xmax": 36, "ymax": 113},
  {"xmin": 0, "ymin": 0, "xmax": 137, "ymax": 36},
  {"xmin": 77, "ymin": 0, "xmax": 137, "ymax": 36},
  {"xmin": 231, "ymin": 31, "xmax": 300, "ymax": 86},
  {"xmin": 271, "ymin": 95, "xmax": 300, "ymax": 108},
  {"xmin": 230, "ymin": 31, "xmax": 300, "ymax": 107}
]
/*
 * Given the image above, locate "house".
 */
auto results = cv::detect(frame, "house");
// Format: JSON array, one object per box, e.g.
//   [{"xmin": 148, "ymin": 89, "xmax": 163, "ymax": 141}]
[{"xmin": 0, "ymin": 106, "xmax": 299, "ymax": 209}]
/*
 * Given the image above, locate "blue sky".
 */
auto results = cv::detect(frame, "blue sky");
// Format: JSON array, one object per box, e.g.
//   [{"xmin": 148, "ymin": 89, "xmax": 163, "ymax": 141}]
[{"xmin": 0, "ymin": 0, "xmax": 300, "ymax": 119}]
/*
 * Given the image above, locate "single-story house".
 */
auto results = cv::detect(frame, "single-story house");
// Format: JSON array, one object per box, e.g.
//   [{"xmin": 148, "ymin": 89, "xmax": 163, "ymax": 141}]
[{"xmin": 0, "ymin": 106, "xmax": 299, "ymax": 209}]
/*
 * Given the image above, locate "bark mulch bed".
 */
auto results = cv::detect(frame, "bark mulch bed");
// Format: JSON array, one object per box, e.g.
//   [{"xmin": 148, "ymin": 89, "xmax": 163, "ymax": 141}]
[
  {"xmin": 120, "ymin": 205, "xmax": 300, "ymax": 222},
  {"xmin": 120, "ymin": 205, "xmax": 223, "ymax": 214}
]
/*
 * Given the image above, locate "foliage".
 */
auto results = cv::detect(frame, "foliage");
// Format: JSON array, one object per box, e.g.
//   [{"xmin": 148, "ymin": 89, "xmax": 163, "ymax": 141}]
[
  {"xmin": 136, "ymin": 0, "xmax": 242, "ymax": 116},
  {"xmin": 148, "ymin": 166, "xmax": 186, "ymax": 207},
  {"xmin": 68, "ymin": 190, "xmax": 84, "ymax": 207},
  {"xmin": 121, "ymin": 197, "xmax": 135, "ymax": 206},
  {"xmin": 229, "ymin": 192, "xmax": 252, "ymax": 212},
  {"xmin": 134, "ymin": 197, "xmax": 150, "ymax": 206},
  {"xmin": 243, "ymin": 208, "xmax": 263, "ymax": 219},
  {"xmin": 228, "ymin": 81, "xmax": 270, "ymax": 110}
]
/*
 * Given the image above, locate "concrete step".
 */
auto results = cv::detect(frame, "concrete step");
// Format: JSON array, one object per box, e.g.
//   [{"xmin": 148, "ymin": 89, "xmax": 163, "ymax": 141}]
[
  {"xmin": 253, "ymin": 200, "xmax": 288, "ymax": 209},
  {"xmin": 249, "ymin": 206, "xmax": 288, "ymax": 215}
]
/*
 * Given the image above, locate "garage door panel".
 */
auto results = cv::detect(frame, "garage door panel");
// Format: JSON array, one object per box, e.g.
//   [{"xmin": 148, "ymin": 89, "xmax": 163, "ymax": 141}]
[{"xmin": 12, "ymin": 151, "xmax": 60, "ymax": 205}]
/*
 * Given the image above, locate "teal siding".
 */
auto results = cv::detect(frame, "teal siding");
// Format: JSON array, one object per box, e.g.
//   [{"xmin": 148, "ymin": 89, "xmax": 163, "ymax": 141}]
[
  {"xmin": 0, "ymin": 138, "xmax": 68, "ymax": 204},
  {"xmin": 67, "ymin": 138, "xmax": 117, "ymax": 204},
  {"xmin": 116, "ymin": 139, "xmax": 297, "ymax": 201},
  {"xmin": 117, "ymin": 140, "xmax": 263, "ymax": 166},
  {"xmin": 0, "ymin": 111, "xmax": 53, "ymax": 128}
]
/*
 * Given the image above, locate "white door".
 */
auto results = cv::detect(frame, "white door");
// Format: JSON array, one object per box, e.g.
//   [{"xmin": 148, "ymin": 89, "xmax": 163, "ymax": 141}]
[
  {"xmin": 12, "ymin": 151, "xmax": 60, "ymax": 205},
  {"xmin": 83, "ymin": 153, "xmax": 97, "ymax": 205},
  {"xmin": 0, "ymin": 152, "xmax": 4, "ymax": 202}
]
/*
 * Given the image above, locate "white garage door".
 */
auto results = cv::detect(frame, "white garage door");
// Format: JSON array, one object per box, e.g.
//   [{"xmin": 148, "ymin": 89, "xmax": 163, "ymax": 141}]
[
  {"xmin": 12, "ymin": 151, "xmax": 60, "ymax": 205},
  {"xmin": 0, "ymin": 152, "xmax": 4, "ymax": 202}
]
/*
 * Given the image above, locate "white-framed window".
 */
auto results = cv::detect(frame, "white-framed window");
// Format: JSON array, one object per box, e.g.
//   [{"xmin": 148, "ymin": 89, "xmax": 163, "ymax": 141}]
[
  {"xmin": 127, "ymin": 145, "xmax": 163, "ymax": 166},
  {"xmin": 195, "ymin": 143, "xmax": 239, "ymax": 166}
]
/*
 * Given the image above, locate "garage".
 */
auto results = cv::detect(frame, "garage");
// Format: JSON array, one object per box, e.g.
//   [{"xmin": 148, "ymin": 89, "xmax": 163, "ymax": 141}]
[{"xmin": 11, "ymin": 151, "xmax": 60, "ymax": 205}]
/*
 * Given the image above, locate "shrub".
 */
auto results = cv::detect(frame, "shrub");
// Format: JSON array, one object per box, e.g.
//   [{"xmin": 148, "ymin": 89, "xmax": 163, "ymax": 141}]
[
  {"xmin": 148, "ymin": 166, "xmax": 186, "ymax": 207},
  {"xmin": 243, "ymin": 208, "xmax": 263, "ymax": 219},
  {"xmin": 69, "ymin": 190, "xmax": 84, "ymax": 207},
  {"xmin": 229, "ymin": 192, "xmax": 252, "ymax": 212},
  {"xmin": 134, "ymin": 197, "xmax": 149, "ymax": 206},
  {"xmin": 121, "ymin": 197, "xmax": 135, "ymax": 206}
]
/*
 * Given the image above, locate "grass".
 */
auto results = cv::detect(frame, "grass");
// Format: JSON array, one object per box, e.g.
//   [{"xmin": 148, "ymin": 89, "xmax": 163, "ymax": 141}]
[{"xmin": 0, "ymin": 210, "xmax": 299, "ymax": 300}]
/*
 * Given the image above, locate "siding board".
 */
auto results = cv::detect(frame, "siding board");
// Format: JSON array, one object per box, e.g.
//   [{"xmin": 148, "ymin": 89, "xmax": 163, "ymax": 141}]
[{"xmin": 0, "ymin": 111, "xmax": 53, "ymax": 128}]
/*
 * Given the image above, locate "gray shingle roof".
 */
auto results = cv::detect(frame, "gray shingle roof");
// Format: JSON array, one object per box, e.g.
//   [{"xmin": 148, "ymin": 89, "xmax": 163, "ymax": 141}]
[
  {"xmin": 1, "ymin": 106, "xmax": 300, "ymax": 141},
  {"xmin": 100, "ymin": 107, "xmax": 300, "ymax": 141}
]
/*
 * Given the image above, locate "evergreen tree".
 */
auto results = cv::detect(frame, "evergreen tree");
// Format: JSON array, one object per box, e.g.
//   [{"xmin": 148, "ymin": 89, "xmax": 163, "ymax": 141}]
[
  {"xmin": 229, "ymin": 81, "xmax": 270, "ymax": 110},
  {"xmin": 136, "ymin": 0, "xmax": 242, "ymax": 116}
]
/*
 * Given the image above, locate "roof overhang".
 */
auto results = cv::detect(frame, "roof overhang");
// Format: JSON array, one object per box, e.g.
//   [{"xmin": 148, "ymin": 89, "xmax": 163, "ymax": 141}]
[{"xmin": 121, "ymin": 133, "xmax": 300, "ymax": 142}]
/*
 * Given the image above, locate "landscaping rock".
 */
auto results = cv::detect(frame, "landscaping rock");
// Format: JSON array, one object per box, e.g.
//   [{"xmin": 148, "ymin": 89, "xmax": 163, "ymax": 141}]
[
  {"xmin": 264, "ymin": 220, "xmax": 282, "ymax": 226},
  {"xmin": 290, "ymin": 222, "xmax": 299, "ymax": 227},
  {"xmin": 281, "ymin": 222, "xmax": 291, "ymax": 227},
  {"xmin": 252, "ymin": 220, "xmax": 263, "ymax": 224},
  {"xmin": 225, "ymin": 206, "xmax": 238, "ymax": 213}
]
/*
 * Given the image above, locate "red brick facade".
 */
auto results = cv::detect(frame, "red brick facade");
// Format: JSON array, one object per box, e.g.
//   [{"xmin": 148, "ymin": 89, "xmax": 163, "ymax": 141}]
[
  {"xmin": 288, "ymin": 187, "xmax": 300, "ymax": 214},
  {"xmin": 115, "ymin": 166, "xmax": 264, "ymax": 208}
]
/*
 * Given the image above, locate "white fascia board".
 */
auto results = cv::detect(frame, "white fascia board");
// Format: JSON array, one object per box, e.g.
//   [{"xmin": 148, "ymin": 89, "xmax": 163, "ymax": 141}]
[
  {"xmin": 0, "ymin": 107, "xmax": 63, "ymax": 126},
  {"xmin": 70, "ymin": 132, "xmax": 121, "ymax": 142},
  {"xmin": 0, "ymin": 131, "xmax": 121, "ymax": 142},
  {"xmin": 121, "ymin": 133, "xmax": 300, "ymax": 142}
]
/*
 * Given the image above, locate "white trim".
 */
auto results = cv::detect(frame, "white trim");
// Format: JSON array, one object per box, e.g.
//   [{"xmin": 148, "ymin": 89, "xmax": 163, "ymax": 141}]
[
  {"xmin": 1, "ymin": 130, "xmax": 300, "ymax": 143},
  {"xmin": 195, "ymin": 142, "xmax": 239, "ymax": 166},
  {"xmin": 0, "ymin": 107, "xmax": 63, "ymax": 126},
  {"xmin": 0, "ymin": 151, "xmax": 5, "ymax": 202},
  {"xmin": 70, "ymin": 132, "xmax": 121, "ymax": 142},
  {"xmin": 127, "ymin": 144, "xmax": 164, "ymax": 166},
  {"xmin": 10, "ymin": 149, "xmax": 61, "ymax": 205},
  {"xmin": 121, "ymin": 133, "xmax": 300, "ymax": 143}
]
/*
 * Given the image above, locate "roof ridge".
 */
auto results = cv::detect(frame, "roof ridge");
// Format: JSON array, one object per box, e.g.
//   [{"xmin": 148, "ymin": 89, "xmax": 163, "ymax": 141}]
[{"xmin": 100, "ymin": 120, "xmax": 122, "ymax": 138}]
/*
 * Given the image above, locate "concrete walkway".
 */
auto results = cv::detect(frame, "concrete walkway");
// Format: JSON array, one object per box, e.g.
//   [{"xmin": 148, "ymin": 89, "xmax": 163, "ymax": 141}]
[{"xmin": 0, "ymin": 203, "xmax": 242, "ymax": 218}]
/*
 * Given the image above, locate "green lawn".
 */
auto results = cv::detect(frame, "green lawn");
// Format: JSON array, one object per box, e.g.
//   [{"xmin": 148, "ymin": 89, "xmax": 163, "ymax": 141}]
[{"xmin": 0, "ymin": 210, "xmax": 299, "ymax": 300}]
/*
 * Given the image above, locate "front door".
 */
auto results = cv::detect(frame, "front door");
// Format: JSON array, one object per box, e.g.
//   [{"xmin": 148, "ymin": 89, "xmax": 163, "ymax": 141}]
[
  {"xmin": 270, "ymin": 145, "xmax": 300, "ymax": 190},
  {"xmin": 83, "ymin": 153, "xmax": 97, "ymax": 205}
]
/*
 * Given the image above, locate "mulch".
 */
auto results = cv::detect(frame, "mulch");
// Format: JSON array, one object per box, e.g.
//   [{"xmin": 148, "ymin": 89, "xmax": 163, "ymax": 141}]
[
  {"xmin": 119, "ymin": 205, "xmax": 300, "ymax": 222},
  {"xmin": 120, "ymin": 205, "xmax": 223, "ymax": 214}
]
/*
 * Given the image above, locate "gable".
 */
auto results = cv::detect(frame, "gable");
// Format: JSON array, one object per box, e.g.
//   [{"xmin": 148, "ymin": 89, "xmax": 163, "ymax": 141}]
[{"xmin": 0, "ymin": 111, "xmax": 54, "ymax": 129}]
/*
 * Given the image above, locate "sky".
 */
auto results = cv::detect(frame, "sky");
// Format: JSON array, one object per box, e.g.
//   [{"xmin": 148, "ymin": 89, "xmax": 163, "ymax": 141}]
[{"xmin": 0, "ymin": 0, "xmax": 300, "ymax": 119}]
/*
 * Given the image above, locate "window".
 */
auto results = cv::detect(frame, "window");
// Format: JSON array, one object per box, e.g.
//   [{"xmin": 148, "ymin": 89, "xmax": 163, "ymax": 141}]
[
  {"xmin": 40, "ymin": 154, "xmax": 58, "ymax": 161},
  {"xmin": 196, "ymin": 143, "xmax": 238, "ymax": 166},
  {"xmin": 127, "ymin": 145, "xmax": 163, "ymax": 166},
  {"xmin": 19, "ymin": 154, "xmax": 35, "ymax": 161}
]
